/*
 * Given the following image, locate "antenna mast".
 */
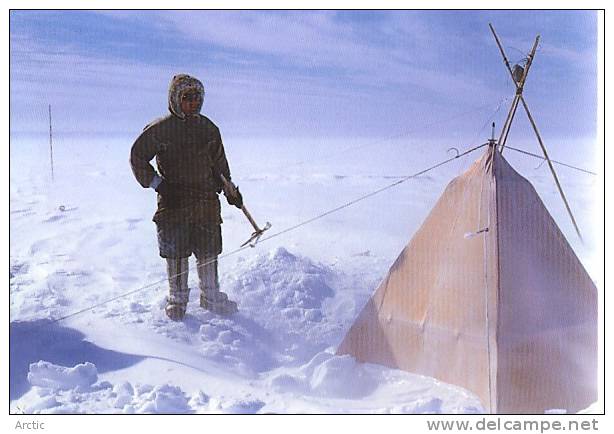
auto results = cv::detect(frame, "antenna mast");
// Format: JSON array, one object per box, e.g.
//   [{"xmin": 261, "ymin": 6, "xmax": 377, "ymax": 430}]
[
  {"xmin": 488, "ymin": 122, "xmax": 497, "ymax": 147},
  {"xmin": 48, "ymin": 104, "xmax": 54, "ymax": 182}
]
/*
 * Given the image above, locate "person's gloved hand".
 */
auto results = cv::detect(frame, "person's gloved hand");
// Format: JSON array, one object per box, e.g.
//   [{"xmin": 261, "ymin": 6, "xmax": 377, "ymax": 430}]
[
  {"xmin": 155, "ymin": 180, "xmax": 180, "ymax": 209},
  {"xmin": 225, "ymin": 185, "xmax": 243, "ymax": 209}
]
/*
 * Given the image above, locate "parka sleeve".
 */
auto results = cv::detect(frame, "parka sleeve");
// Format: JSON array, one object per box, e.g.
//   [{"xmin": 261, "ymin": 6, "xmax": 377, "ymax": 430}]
[
  {"xmin": 210, "ymin": 127, "xmax": 232, "ymax": 181},
  {"xmin": 130, "ymin": 125, "xmax": 162, "ymax": 188}
]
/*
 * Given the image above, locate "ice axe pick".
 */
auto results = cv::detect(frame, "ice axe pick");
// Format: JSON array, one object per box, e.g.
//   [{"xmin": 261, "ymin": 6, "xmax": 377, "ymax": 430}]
[{"xmin": 219, "ymin": 173, "xmax": 271, "ymax": 248}]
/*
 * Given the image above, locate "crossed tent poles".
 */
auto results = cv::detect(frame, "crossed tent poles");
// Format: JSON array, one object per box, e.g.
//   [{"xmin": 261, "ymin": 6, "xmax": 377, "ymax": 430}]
[{"xmin": 488, "ymin": 23, "xmax": 584, "ymax": 243}]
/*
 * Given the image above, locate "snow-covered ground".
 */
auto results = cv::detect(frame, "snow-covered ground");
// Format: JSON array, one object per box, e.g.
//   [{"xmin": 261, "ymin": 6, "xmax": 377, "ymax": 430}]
[{"xmin": 9, "ymin": 133, "xmax": 600, "ymax": 414}]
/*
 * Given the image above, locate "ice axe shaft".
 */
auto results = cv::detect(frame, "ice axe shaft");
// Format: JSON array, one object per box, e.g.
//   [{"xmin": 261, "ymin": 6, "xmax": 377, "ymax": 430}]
[
  {"xmin": 241, "ymin": 206, "xmax": 261, "ymax": 233},
  {"xmin": 219, "ymin": 173, "xmax": 271, "ymax": 247}
]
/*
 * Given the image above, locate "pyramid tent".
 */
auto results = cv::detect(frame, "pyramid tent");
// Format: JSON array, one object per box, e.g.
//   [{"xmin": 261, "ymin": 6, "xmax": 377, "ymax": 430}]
[{"xmin": 337, "ymin": 145, "xmax": 597, "ymax": 414}]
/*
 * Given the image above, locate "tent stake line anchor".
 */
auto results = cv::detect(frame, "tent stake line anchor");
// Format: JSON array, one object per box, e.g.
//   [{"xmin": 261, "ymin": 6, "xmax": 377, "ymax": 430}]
[{"xmin": 464, "ymin": 227, "xmax": 489, "ymax": 239}]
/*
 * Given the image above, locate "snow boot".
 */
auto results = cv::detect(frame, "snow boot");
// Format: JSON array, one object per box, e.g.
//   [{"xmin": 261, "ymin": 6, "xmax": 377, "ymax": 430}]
[
  {"xmin": 199, "ymin": 292, "xmax": 238, "ymax": 315},
  {"xmin": 197, "ymin": 255, "xmax": 238, "ymax": 315},
  {"xmin": 165, "ymin": 303, "xmax": 187, "ymax": 321},
  {"xmin": 165, "ymin": 257, "xmax": 190, "ymax": 321}
]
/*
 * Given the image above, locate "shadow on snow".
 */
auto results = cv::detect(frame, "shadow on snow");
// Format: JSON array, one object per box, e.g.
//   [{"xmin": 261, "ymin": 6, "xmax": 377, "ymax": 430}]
[{"xmin": 10, "ymin": 319, "xmax": 144, "ymax": 401}]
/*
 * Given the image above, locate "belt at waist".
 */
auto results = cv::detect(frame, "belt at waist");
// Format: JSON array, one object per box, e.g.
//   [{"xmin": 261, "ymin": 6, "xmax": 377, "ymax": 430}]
[{"xmin": 174, "ymin": 185, "xmax": 219, "ymax": 199}]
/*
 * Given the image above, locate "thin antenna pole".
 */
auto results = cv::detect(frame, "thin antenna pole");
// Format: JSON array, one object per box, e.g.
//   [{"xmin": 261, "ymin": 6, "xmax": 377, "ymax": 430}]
[
  {"xmin": 48, "ymin": 104, "xmax": 55, "ymax": 182},
  {"xmin": 488, "ymin": 24, "xmax": 584, "ymax": 243}
]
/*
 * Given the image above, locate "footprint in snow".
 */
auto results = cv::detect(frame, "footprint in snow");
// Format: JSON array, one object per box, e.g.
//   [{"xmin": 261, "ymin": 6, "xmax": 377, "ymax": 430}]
[
  {"xmin": 43, "ymin": 214, "xmax": 66, "ymax": 223},
  {"xmin": 10, "ymin": 262, "xmax": 28, "ymax": 279}
]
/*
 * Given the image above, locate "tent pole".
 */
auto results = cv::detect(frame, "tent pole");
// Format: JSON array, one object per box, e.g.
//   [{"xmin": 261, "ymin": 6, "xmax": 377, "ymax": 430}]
[
  {"xmin": 497, "ymin": 94, "xmax": 520, "ymax": 148},
  {"xmin": 489, "ymin": 23, "xmax": 520, "ymax": 148},
  {"xmin": 519, "ymin": 97, "xmax": 584, "ymax": 242},
  {"xmin": 500, "ymin": 38, "xmax": 539, "ymax": 149},
  {"xmin": 489, "ymin": 24, "xmax": 583, "ymax": 243},
  {"xmin": 488, "ymin": 24, "xmax": 540, "ymax": 152}
]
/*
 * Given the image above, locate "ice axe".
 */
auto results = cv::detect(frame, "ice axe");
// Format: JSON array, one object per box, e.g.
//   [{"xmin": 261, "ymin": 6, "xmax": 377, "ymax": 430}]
[{"xmin": 219, "ymin": 173, "xmax": 271, "ymax": 248}]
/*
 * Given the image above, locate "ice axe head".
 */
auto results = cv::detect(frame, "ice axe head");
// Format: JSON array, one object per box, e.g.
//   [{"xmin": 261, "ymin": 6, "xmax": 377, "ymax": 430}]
[{"xmin": 240, "ymin": 222, "xmax": 272, "ymax": 248}]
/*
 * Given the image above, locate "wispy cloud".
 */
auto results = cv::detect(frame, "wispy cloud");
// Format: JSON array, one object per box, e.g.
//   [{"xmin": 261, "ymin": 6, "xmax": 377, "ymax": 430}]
[
  {"xmin": 10, "ymin": 10, "xmax": 598, "ymax": 143},
  {"xmin": 120, "ymin": 11, "xmax": 502, "ymax": 103}
]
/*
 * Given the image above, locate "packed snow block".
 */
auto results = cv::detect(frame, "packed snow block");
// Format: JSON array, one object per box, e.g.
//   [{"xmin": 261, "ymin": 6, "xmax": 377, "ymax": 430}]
[
  {"xmin": 221, "ymin": 397, "xmax": 266, "ymax": 414},
  {"xmin": 309, "ymin": 354, "xmax": 377, "ymax": 398},
  {"xmin": 112, "ymin": 382, "xmax": 135, "ymax": 409},
  {"xmin": 25, "ymin": 395, "xmax": 61, "ymax": 413},
  {"xmin": 137, "ymin": 384, "xmax": 191, "ymax": 414},
  {"xmin": 27, "ymin": 361, "xmax": 98, "ymax": 391},
  {"xmin": 337, "ymin": 146, "xmax": 598, "ymax": 414}
]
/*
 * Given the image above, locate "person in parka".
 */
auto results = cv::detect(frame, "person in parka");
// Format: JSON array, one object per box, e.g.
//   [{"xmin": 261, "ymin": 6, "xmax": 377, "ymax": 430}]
[{"xmin": 130, "ymin": 74, "xmax": 243, "ymax": 321}]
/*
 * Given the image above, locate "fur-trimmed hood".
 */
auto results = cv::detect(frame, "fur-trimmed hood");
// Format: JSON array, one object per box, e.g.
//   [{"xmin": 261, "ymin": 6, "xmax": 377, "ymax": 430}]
[{"xmin": 168, "ymin": 74, "xmax": 205, "ymax": 120}]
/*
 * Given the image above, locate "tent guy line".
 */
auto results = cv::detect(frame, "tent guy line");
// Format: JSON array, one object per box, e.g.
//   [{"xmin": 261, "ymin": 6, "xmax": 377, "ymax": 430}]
[
  {"xmin": 256, "ymin": 143, "xmax": 491, "ymax": 246},
  {"xmin": 32, "ymin": 141, "xmax": 490, "ymax": 328},
  {"xmin": 370, "ymin": 147, "xmax": 595, "ymax": 179},
  {"xmin": 504, "ymin": 146, "xmax": 597, "ymax": 176}
]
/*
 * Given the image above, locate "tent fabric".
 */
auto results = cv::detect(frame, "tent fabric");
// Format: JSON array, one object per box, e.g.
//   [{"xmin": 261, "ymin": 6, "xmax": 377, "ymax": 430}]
[{"xmin": 336, "ymin": 145, "xmax": 597, "ymax": 414}]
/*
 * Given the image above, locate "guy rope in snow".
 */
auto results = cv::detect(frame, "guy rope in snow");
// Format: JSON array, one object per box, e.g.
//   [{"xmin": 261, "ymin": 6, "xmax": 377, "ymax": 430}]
[
  {"xmin": 45, "ymin": 141, "xmax": 491, "ymax": 326},
  {"xmin": 39, "ymin": 137, "xmax": 594, "ymax": 328},
  {"xmin": 37, "ymin": 71, "xmax": 596, "ymax": 327}
]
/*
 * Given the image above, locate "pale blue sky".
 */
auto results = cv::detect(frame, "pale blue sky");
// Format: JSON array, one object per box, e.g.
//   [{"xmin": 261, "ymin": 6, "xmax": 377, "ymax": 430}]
[{"xmin": 10, "ymin": 10, "xmax": 598, "ymax": 147}]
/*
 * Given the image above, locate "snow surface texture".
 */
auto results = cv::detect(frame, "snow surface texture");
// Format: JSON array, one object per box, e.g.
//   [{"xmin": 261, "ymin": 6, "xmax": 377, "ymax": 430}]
[{"xmin": 10, "ymin": 136, "xmax": 599, "ymax": 413}]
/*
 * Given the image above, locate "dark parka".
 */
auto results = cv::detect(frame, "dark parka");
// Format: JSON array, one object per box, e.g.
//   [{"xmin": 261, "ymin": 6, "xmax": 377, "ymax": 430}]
[{"xmin": 130, "ymin": 74, "xmax": 232, "ymax": 226}]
